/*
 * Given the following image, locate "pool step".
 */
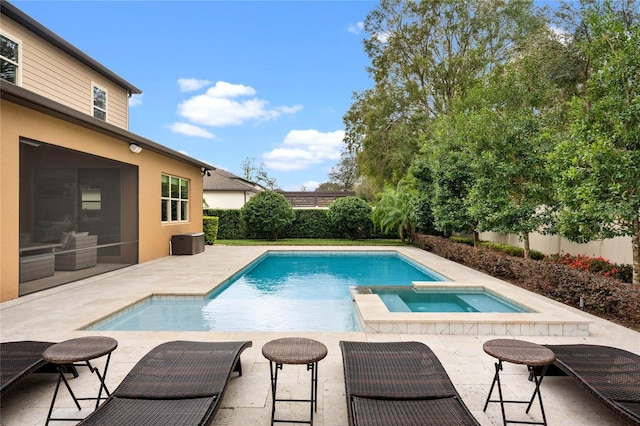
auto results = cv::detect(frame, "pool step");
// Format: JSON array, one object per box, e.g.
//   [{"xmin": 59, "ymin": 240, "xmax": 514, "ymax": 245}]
[
  {"xmin": 379, "ymin": 294, "xmax": 412, "ymax": 312},
  {"xmin": 457, "ymin": 294, "xmax": 518, "ymax": 313}
]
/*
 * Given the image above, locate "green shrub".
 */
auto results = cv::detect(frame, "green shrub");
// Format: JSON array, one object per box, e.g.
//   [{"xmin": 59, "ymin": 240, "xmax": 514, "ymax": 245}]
[
  {"xmin": 204, "ymin": 209, "xmax": 244, "ymax": 239},
  {"xmin": 202, "ymin": 216, "xmax": 219, "ymax": 245},
  {"xmin": 240, "ymin": 191, "xmax": 295, "ymax": 240},
  {"xmin": 450, "ymin": 236, "xmax": 475, "ymax": 246},
  {"xmin": 414, "ymin": 233, "xmax": 640, "ymax": 328},
  {"xmin": 283, "ymin": 209, "xmax": 340, "ymax": 239},
  {"xmin": 327, "ymin": 196, "xmax": 373, "ymax": 240}
]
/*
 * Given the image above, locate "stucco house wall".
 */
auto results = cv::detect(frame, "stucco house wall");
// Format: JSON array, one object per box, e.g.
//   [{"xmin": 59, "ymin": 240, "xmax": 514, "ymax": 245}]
[{"xmin": 0, "ymin": 1, "xmax": 212, "ymax": 302}]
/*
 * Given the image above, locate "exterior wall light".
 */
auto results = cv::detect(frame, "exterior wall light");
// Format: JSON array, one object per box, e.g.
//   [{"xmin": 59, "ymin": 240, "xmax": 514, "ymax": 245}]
[{"xmin": 129, "ymin": 143, "xmax": 142, "ymax": 154}]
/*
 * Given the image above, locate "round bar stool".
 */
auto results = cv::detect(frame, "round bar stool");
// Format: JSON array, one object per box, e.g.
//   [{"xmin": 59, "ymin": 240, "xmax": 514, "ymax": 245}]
[
  {"xmin": 262, "ymin": 337, "xmax": 328, "ymax": 425},
  {"xmin": 483, "ymin": 339, "xmax": 555, "ymax": 426},
  {"xmin": 43, "ymin": 336, "xmax": 118, "ymax": 425}
]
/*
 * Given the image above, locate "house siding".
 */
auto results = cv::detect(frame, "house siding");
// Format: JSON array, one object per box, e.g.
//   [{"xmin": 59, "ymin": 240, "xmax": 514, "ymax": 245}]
[{"xmin": 1, "ymin": 16, "xmax": 129, "ymax": 129}]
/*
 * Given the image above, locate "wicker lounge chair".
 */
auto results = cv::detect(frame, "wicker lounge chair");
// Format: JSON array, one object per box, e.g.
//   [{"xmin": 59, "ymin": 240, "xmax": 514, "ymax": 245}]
[
  {"xmin": 1, "ymin": 341, "xmax": 78, "ymax": 397},
  {"xmin": 78, "ymin": 340, "xmax": 252, "ymax": 426},
  {"xmin": 537, "ymin": 344, "xmax": 640, "ymax": 425},
  {"xmin": 340, "ymin": 341, "xmax": 480, "ymax": 426}
]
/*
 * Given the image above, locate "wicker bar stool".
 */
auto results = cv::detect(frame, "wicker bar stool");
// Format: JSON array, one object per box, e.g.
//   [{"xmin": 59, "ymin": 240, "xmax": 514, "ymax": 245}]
[
  {"xmin": 262, "ymin": 337, "xmax": 328, "ymax": 425},
  {"xmin": 42, "ymin": 336, "xmax": 117, "ymax": 425},
  {"xmin": 483, "ymin": 339, "xmax": 555, "ymax": 426}
]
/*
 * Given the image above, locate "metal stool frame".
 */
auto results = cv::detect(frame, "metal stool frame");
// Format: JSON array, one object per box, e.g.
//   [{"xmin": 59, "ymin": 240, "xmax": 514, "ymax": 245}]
[
  {"xmin": 45, "ymin": 353, "xmax": 112, "ymax": 425},
  {"xmin": 483, "ymin": 359, "xmax": 550, "ymax": 426}
]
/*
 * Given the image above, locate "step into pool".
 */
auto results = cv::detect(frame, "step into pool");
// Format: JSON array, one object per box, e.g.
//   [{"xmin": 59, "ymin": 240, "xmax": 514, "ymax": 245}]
[{"xmin": 371, "ymin": 287, "xmax": 532, "ymax": 313}]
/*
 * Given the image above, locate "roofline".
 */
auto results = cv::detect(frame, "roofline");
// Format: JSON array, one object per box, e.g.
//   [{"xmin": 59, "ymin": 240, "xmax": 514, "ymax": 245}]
[
  {"xmin": 204, "ymin": 188, "xmax": 261, "ymax": 193},
  {"xmin": 1, "ymin": 81, "xmax": 215, "ymax": 171},
  {"xmin": 1, "ymin": 0, "xmax": 142, "ymax": 95}
]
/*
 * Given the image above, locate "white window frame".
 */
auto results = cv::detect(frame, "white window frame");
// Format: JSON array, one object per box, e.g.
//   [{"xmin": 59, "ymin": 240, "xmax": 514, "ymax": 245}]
[
  {"xmin": 0, "ymin": 31, "xmax": 22, "ymax": 85},
  {"xmin": 92, "ymin": 82, "xmax": 107, "ymax": 121},
  {"xmin": 161, "ymin": 174, "xmax": 190, "ymax": 223}
]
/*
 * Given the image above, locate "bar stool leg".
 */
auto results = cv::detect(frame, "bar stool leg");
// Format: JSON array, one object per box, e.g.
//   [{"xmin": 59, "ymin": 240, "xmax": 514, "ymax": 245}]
[
  {"xmin": 269, "ymin": 361, "xmax": 282, "ymax": 425},
  {"xmin": 86, "ymin": 353, "xmax": 112, "ymax": 409},
  {"xmin": 45, "ymin": 368, "xmax": 81, "ymax": 426},
  {"xmin": 526, "ymin": 365, "xmax": 549, "ymax": 426},
  {"xmin": 307, "ymin": 361, "xmax": 319, "ymax": 423},
  {"xmin": 483, "ymin": 360, "xmax": 508, "ymax": 426}
]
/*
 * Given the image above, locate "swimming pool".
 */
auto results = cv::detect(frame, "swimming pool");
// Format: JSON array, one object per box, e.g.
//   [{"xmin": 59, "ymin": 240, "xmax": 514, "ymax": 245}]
[
  {"xmin": 371, "ymin": 287, "xmax": 532, "ymax": 313},
  {"xmin": 86, "ymin": 251, "xmax": 446, "ymax": 332}
]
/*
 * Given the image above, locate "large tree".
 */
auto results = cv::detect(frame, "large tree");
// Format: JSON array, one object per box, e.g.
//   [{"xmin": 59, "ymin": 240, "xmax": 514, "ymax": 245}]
[
  {"xmin": 344, "ymin": 0, "xmax": 543, "ymax": 188},
  {"xmin": 328, "ymin": 148, "xmax": 358, "ymax": 191},
  {"xmin": 548, "ymin": 0, "xmax": 640, "ymax": 284}
]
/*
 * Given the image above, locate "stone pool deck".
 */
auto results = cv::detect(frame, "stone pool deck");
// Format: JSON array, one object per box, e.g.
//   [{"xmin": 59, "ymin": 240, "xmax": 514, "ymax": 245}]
[{"xmin": 1, "ymin": 245, "xmax": 638, "ymax": 425}]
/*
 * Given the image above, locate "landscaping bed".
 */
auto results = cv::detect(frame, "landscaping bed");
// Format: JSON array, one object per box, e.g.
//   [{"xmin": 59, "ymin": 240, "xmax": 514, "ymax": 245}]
[{"xmin": 413, "ymin": 233, "xmax": 640, "ymax": 331}]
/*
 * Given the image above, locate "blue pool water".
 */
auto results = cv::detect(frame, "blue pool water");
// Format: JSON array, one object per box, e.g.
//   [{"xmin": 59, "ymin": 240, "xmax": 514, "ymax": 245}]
[
  {"xmin": 87, "ymin": 251, "xmax": 446, "ymax": 332},
  {"xmin": 372, "ymin": 287, "xmax": 531, "ymax": 313}
]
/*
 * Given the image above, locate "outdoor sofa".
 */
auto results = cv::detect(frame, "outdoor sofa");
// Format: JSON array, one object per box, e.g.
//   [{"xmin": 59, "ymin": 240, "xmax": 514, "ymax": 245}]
[
  {"xmin": 77, "ymin": 340, "xmax": 252, "ymax": 425},
  {"xmin": 0, "ymin": 341, "xmax": 78, "ymax": 397},
  {"xmin": 340, "ymin": 340, "xmax": 480, "ymax": 425},
  {"xmin": 534, "ymin": 344, "xmax": 640, "ymax": 425}
]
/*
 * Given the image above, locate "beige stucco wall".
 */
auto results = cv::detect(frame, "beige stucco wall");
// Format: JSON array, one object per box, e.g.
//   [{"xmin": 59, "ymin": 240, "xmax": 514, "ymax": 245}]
[
  {"xmin": 1, "ymin": 17, "xmax": 129, "ymax": 129},
  {"xmin": 1, "ymin": 101, "xmax": 203, "ymax": 302},
  {"xmin": 479, "ymin": 231, "xmax": 633, "ymax": 264},
  {"xmin": 204, "ymin": 191, "xmax": 255, "ymax": 209}
]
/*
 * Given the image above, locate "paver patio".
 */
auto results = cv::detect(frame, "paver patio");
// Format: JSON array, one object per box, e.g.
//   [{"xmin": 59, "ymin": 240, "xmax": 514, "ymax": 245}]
[{"xmin": 1, "ymin": 245, "xmax": 638, "ymax": 425}]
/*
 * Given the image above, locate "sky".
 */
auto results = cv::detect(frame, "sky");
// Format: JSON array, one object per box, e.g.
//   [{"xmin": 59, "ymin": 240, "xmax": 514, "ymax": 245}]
[{"xmin": 13, "ymin": 0, "xmax": 377, "ymax": 191}]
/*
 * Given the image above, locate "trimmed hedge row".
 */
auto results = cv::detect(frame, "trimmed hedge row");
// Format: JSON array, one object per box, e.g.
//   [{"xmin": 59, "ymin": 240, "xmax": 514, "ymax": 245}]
[
  {"xmin": 204, "ymin": 209, "xmax": 355, "ymax": 239},
  {"xmin": 413, "ymin": 233, "xmax": 640, "ymax": 329}
]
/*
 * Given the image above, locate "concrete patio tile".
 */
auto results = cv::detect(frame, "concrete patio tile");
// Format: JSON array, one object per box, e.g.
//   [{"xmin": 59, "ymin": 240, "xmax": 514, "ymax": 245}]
[{"xmin": 1, "ymin": 245, "xmax": 636, "ymax": 426}]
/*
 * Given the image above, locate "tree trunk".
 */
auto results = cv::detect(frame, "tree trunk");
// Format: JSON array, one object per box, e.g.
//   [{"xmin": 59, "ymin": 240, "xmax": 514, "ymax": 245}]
[
  {"xmin": 473, "ymin": 230, "xmax": 480, "ymax": 247},
  {"xmin": 633, "ymin": 217, "xmax": 640, "ymax": 286},
  {"xmin": 522, "ymin": 232, "xmax": 530, "ymax": 259}
]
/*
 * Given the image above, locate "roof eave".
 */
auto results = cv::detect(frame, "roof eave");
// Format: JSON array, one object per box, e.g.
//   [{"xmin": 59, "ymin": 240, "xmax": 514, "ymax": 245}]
[
  {"xmin": 1, "ymin": 81, "xmax": 215, "ymax": 171},
  {"xmin": 1, "ymin": 0, "xmax": 142, "ymax": 95}
]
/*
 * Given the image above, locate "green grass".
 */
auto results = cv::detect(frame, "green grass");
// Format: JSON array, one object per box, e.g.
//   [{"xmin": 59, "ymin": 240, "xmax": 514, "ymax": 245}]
[{"xmin": 214, "ymin": 238, "xmax": 409, "ymax": 246}]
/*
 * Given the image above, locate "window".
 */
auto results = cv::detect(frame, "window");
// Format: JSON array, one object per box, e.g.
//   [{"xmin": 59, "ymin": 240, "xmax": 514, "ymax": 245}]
[
  {"xmin": 1, "ymin": 33, "xmax": 20, "ymax": 84},
  {"xmin": 161, "ymin": 174, "xmax": 189, "ymax": 222},
  {"xmin": 92, "ymin": 83, "xmax": 107, "ymax": 120}
]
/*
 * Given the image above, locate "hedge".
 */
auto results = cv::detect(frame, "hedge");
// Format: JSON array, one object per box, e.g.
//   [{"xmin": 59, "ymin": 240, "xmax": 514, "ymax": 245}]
[{"xmin": 413, "ymin": 233, "xmax": 640, "ymax": 329}]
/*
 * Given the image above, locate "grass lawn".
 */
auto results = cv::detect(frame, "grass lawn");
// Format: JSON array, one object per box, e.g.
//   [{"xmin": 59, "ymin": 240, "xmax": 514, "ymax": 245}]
[{"xmin": 214, "ymin": 239, "xmax": 409, "ymax": 246}]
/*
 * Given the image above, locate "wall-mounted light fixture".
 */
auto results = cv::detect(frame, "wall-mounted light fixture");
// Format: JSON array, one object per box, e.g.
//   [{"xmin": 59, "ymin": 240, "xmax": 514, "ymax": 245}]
[
  {"xmin": 201, "ymin": 168, "xmax": 211, "ymax": 176},
  {"xmin": 129, "ymin": 143, "xmax": 142, "ymax": 154}
]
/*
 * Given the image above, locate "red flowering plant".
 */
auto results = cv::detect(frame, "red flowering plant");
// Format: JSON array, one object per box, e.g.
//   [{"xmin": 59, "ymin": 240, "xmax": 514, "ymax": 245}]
[{"xmin": 545, "ymin": 253, "xmax": 631, "ymax": 282}]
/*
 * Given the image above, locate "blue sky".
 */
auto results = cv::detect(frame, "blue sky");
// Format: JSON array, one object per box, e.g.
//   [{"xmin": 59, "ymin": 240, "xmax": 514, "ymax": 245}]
[{"xmin": 14, "ymin": 0, "xmax": 376, "ymax": 190}]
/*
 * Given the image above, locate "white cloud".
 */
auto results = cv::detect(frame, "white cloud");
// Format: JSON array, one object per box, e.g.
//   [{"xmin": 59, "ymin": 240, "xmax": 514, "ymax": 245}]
[
  {"xmin": 301, "ymin": 180, "xmax": 320, "ymax": 191},
  {"xmin": 168, "ymin": 122, "xmax": 216, "ymax": 139},
  {"xmin": 177, "ymin": 81, "xmax": 302, "ymax": 127},
  {"xmin": 263, "ymin": 129, "xmax": 344, "ymax": 171},
  {"xmin": 128, "ymin": 93, "xmax": 143, "ymax": 107},
  {"xmin": 348, "ymin": 22, "xmax": 364, "ymax": 35},
  {"xmin": 178, "ymin": 78, "xmax": 212, "ymax": 92},
  {"xmin": 374, "ymin": 31, "xmax": 390, "ymax": 43},
  {"xmin": 206, "ymin": 81, "xmax": 255, "ymax": 98}
]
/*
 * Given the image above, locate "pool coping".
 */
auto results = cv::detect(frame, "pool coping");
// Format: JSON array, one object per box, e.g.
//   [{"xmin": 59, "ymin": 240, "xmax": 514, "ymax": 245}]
[{"xmin": 82, "ymin": 246, "xmax": 592, "ymax": 336}]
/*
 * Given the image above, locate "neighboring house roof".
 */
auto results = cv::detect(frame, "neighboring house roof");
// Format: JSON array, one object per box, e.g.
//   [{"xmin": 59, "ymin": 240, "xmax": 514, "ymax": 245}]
[
  {"xmin": 1, "ymin": 0, "xmax": 142, "ymax": 95},
  {"xmin": 1, "ymin": 81, "xmax": 215, "ymax": 171},
  {"xmin": 203, "ymin": 169, "xmax": 264, "ymax": 193}
]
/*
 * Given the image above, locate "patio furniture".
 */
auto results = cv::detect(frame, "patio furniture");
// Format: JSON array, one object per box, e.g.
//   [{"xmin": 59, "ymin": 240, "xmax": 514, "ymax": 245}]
[
  {"xmin": 54, "ymin": 233, "xmax": 98, "ymax": 270},
  {"xmin": 19, "ymin": 243, "xmax": 61, "ymax": 282},
  {"xmin": 262, "ymin": 337, "xmax": 328, "ymax": 425},
  {"xmin": 535, "ymin": 344, "xmax": 640, "ymax": 425},
  {"xmin": 77, "ymin": 340, "xmax": 252, "ymax": 426},
  {"xmin": 483, "ymin": 339, "xmax": 555, "ymax": 426},
  {"xmin": 0, "ymin": 341, "xmax": 78, "ymax": 398},
  {"xmin": 43, "ymin": 336, "xmax": 118, "ymax": 425},
  {"xmin": 339, "ymin": 341, "xmax": 479, "ymax": 426}
]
